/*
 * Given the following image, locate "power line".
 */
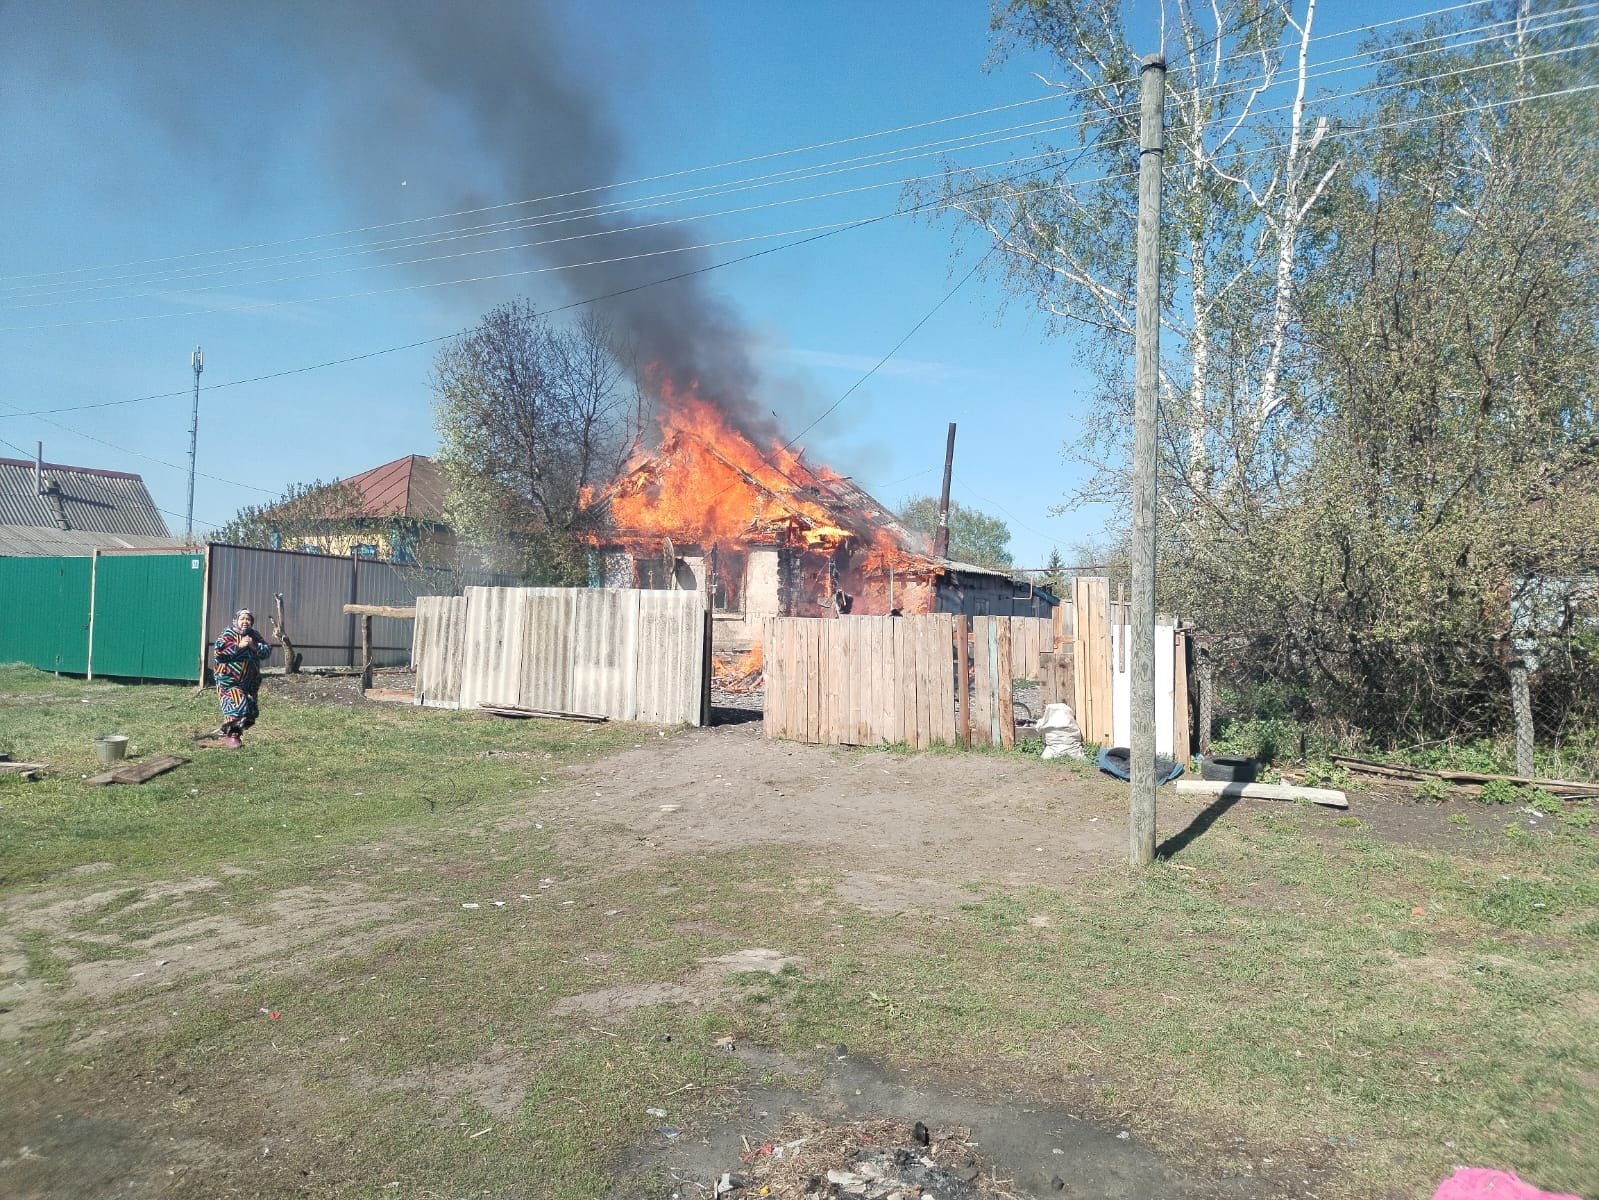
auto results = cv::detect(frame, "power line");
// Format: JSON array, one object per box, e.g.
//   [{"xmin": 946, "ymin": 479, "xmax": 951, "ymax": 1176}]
[
  {"xmin": 4, "ymin": 69, "xmax": 1591, "ymax": 427},
  {"xmin": 10, "ymin": 35, "xmax": 1592, "ymax": 338},
  {"xmin": 6, "ymin": 0, "xmax": 1583, "ymax": 306},
  {"xmin": 0, "ymin": 398, "xmax": 279, "ymax": 496}
]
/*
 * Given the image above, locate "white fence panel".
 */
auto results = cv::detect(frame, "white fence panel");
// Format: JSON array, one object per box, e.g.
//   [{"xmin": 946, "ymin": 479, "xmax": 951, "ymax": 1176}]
[
  {"xmin": 413, "ymin": 595, "xmax": 467, "ymax": 708},
  {"xmin": 416, "ymin": 586, "xmax": 706, "ymax": 725},
  {"xmin": 571, "ymin": 588, "xmax": 640, "ymax": 719}
]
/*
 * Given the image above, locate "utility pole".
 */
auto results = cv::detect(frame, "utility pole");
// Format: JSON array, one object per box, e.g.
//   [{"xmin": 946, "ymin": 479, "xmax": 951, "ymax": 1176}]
[
  {"xmin": 934, "ymin": 422, "xmax": 956, "ymax": 558},
  {"xmin": 186, "ymin": 346, "xmax": 203, "ymax": 542},
  {"xmin": 1130, "ymin": 55, "xmax": 1166, "ymax": 867}
]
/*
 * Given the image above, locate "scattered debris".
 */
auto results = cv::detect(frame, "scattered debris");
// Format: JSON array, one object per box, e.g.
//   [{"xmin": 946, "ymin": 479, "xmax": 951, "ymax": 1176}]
[
  {"xmin": 85, "ymin": 755, "xmax": 188, "ymax": 787},
  {"xmin": 711, "ymin": 1116, "xmax": 992, "ymax": 1200},
  {"xmin": 0, "ymin": 755, "xmax": 47, "ymax": 782}
]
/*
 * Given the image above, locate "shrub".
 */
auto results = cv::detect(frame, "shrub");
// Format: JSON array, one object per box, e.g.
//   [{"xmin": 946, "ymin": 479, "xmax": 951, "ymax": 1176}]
[
  {"xmin": 1417, "ymin": 776, "xmax": 1452, "ymax": 803},
  {"xmin": 1478, "ymin": 779, "xmax": 1521, "ymax": 805}
]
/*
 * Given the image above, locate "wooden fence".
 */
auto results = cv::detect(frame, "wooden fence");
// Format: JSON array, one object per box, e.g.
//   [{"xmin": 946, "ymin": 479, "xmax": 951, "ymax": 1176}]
[
  {"xmin": 762, "ymin": 614, "xmax": 1026, "ymax": 748},
  {"xmin": 412, "ymin": 586, "xmax": 709, "ymax": 725}
]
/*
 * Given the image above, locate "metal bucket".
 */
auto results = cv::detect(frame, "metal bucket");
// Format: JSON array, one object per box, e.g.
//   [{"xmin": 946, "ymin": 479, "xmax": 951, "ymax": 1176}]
[{"xmin": 93, "ymin": 735, "xmax": 130, "ymax": 765}]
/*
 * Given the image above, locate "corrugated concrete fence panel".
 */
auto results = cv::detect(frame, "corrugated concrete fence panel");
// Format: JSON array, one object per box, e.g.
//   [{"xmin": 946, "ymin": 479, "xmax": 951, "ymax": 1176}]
[
  {"xmin": 571, "ymin": 589, "xmax": 640, "ymax": 720},
  {"xmin": 634, "ymin": 590, "xmax": 706, "ymax": 725},
  {"xmin": 519, "ymin": 588, "xmax": 577, "ymax": 713},
  {"xmin": 412, "ymin": 596, "xmax": 467, "ymax": 708},
  {"xmin": 460, "ymin": 587, "xmax": 529, "ymax": 709}
]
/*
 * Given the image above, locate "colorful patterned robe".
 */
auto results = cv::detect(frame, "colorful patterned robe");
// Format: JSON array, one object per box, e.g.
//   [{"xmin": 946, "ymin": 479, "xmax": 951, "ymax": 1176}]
[{"xmin": 213, "ymin": 626, "xmax": 273, "ymax": 731}]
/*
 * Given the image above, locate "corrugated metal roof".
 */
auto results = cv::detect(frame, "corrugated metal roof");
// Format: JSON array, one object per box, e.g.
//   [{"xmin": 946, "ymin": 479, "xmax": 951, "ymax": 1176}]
[
  {"xmin": 0, "ymin": 524, "xmax": 188, "ymax": 557},
  {"xmin": 0, "ymin": 457, "xmax": 171, "ymax": 537},
  {"xmin": 341, "ymin": 454, "xmax": 448, "ymax": 520}
]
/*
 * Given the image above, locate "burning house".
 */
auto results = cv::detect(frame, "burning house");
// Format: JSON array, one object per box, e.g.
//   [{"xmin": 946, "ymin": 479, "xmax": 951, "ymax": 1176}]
[{"xmin": 583, "ymin": 381, "xmax": 1056, "ymax": 651}]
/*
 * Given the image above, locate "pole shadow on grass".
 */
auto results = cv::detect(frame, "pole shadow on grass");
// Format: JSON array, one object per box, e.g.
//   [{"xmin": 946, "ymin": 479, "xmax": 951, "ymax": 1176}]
[{"xmin": 1157, "ymin": 793, "xmax": 1240, "ymax": 860}]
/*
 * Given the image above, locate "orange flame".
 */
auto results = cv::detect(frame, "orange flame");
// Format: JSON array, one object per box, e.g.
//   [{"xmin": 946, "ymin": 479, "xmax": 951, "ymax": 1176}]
[{"xmin": 601, "ymin": 375, "xmax": 860, "ymax": 551}]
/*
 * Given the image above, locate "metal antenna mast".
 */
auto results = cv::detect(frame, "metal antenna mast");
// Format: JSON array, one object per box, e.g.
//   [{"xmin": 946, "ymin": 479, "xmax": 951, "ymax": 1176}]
[{"xmin": 186, "ymin": 345, "xmax": 203, "ymax": 542}]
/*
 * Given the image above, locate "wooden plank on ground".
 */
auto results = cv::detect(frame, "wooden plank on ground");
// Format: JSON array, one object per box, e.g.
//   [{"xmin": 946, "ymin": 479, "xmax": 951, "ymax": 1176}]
[
  {"xmin": 479, "ymin": 704, "xmax": 607, "ymax": 722},
  {"xmin": 86, "ymin": 754, "xmax": 188, "ymax": 787},
  {"xmin": 1173, "ymin": 779, "xmax": 1349, "ymax": 809},
  {"xmin": 1329, "ymin": 756, "xmax": 1599, "ymax": 796}
]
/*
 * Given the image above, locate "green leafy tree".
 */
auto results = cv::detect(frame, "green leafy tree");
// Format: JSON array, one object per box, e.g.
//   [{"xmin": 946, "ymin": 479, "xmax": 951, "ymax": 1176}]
[
  {"xmin": 895, "ymin": 495, "xmax": 1015, "ymax": 570},
  {"xmin": 213, "ymin": 478, "xmax": 370, "ymax": 551},
  {"xmin": 433, "ymin": 301, "xmax": 644, "ymax": 584},
  {"xmin": 1170, "ymin": 11, "xmax": 1599, "ymax": 748}
]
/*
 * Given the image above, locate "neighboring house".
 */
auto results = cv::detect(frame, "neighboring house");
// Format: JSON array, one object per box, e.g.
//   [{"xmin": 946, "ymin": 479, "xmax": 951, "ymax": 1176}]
[
  {"xmin": 274, "ymin": 454, "xmax": 453, "ymax": 564},
  {"xmin": 582, "ymin": 408, "xmax": 1054, "ymax": 650},
  {"xmin": 0, "ymin": 454, "xmax": 183, "ymax": 556}
]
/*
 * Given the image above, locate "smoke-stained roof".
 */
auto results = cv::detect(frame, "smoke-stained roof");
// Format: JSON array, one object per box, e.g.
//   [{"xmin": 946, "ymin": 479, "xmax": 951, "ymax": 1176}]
[{"xmin": 0, "ymin": 457, "xmax": 171, "ymax": 538}]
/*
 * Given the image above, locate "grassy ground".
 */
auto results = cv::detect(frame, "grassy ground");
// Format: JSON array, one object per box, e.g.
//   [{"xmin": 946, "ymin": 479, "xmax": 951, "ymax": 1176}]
[{"xmin": 2, "ymin": 664, "xmax": 1596, "ymax": 1199}]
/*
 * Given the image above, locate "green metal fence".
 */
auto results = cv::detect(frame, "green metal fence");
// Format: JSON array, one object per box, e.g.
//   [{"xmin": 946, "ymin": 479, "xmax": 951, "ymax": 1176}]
[
  {"xmin": 89, "ymin": 552, "xmax": 207, "ymax": 681},
  {"xmin": 0, "ymin": 552, "xmax": 205, "ymax": 682},
  {"xmin": 0, "ymin": 556, "xmax": 93, "ymax": 674}
]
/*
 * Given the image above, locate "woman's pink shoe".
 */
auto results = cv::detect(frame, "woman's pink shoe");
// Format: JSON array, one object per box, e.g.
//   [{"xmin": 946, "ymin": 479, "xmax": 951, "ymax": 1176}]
[{"xmin": 225, "ymin": 734, "xmax": 242, "ymax": 749}]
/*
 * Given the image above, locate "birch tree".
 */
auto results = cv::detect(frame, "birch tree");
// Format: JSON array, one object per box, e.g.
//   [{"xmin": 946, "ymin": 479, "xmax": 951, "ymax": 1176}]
[{"xmin": 926, "ymin": 0, "xmax": 1339, "ymax": 529}]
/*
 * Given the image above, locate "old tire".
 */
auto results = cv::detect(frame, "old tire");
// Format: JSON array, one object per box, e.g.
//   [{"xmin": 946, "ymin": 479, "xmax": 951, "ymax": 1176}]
[{"xmin": 1201, "ymin": 754, "xmax": 1260, "ymax": 782}]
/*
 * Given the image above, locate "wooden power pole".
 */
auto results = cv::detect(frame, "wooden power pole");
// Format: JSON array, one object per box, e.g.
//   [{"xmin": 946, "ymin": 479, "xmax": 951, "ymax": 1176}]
[
  {"xmin": 934, "ymin": 422, "xmax": 957, "ymax": 559},
  {"xmin": 1130, "ymin": 54, "xmax": 1166, "ymax": 866}
]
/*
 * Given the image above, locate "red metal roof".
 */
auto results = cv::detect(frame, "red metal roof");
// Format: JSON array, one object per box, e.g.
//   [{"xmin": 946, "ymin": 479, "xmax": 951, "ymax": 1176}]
[{"xmin": 337, "ymin": 455, "xmax": 447, "ymax": 521}]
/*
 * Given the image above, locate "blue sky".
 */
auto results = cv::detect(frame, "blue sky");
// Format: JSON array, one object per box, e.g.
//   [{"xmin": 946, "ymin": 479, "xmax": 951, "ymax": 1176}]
[{"xmin": 0, "ymin": 0, "xmax": 1420, "ymax": 566}]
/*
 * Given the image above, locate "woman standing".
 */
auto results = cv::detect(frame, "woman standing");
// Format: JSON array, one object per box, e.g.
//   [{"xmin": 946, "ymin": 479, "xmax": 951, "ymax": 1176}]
[{"xmin": 213, "ymin": 609, "xmax": 273, "ymax": 748}]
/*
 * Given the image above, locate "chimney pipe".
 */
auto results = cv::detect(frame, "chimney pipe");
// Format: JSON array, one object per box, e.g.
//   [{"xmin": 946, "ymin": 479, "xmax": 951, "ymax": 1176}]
[
  {"xmin": 934, "ymin": 422, "xmax": 956, "ymax": 559},
  {"xmin": 35, "ymin": 441, "xmax": 43, "ymax": 495}
]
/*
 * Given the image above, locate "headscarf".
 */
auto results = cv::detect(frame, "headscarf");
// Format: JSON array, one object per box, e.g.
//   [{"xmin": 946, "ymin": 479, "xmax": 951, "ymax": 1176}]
[{"xmin": 233, "ymin": 609, "xmax": 255, "ymax": 627}]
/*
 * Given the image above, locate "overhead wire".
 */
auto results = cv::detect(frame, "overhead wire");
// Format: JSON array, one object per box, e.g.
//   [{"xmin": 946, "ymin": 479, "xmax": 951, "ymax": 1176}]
[
  {"xmin": 4, "ymin": 63, "xmax": 1593, "ymax": 426},
  {"xmin": 4, "ymin": 0, "xmax": 1586, "ymax": 306},
  {"xmin": 0, "ymin": 397, "xmax": 279, "ymax": 496},
  {"xmin": 7, "ymin": 32, "xmax": 1592, "ymax": 338},
  {"xmin": 16, "ymin": 0, "xmax": 1590, "ymax": 316}
]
